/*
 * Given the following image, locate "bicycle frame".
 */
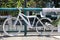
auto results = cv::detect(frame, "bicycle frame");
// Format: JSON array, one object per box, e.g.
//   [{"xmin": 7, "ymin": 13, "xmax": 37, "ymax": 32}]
[
  {"xmin": 14, "ymin": 11, "xmax": 36, "ymax": 28},
  {"xmin": 14, "ymin": 8, "xmax": 53, "ymax": 29}
]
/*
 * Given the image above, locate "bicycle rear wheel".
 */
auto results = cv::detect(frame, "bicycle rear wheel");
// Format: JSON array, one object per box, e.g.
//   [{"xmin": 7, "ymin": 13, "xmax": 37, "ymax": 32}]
[
  {"xmin": 3, "ymin": 17, "xmax": 22, "ymax": 36},
  {"xmin": 36, "ymin": 17, "xmax": 53, "ymax": 35},
  {"xmin": 35, "ymin": 17, "xmax": 45, "ymax": 35},
  {"xmin": 41, "ymin": 18, "xmax": 54, "ymax": 33}
]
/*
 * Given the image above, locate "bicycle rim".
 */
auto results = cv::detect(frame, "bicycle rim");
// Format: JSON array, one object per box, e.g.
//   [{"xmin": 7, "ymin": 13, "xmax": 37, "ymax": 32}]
[
  {"xmin": 40, "ymin": 18, "xmax": 54, "ymax": 35},
  {"xmin": 35, "ymin": 17, "xmax": 53, "ymax": 35},
  {"xmin": 35, "ymin": 17, "xmax": 45, "ymax": 35},
  {"xmin": 3, "ymin": 17, "xmax": 22, "ymax": 36}
]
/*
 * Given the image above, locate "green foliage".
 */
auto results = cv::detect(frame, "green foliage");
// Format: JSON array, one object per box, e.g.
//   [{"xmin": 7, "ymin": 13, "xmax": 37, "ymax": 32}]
[
  {"xmin": 0, "ymin": 0, "xmax": 24, "ymax": 16},
  {"xmin": 27, "ymin": 0, "xmax": 36, "ymax": 7},
  {"xmin": 51, "ymin": 18, "xmax": 60, "ymax": 27},
  {"xmin": 1, "ymin": 0, "xmax": 60, "ymax": 16},
  {"xmin": 27, "ymin": 0, "xmax": 46, "ymax": 8},
  {"xmin": 0, "ymin": 0, "xmax": 24, "ymax": 8},
  {"xmin": 36, "ymin": 0, "xmax": 46, "ymax": 8}
]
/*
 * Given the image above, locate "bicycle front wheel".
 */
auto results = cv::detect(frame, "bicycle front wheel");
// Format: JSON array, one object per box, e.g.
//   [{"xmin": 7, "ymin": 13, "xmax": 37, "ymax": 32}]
[{"xmin": 3, "ymin": 17, "xmax": 22, "ymax": 36}]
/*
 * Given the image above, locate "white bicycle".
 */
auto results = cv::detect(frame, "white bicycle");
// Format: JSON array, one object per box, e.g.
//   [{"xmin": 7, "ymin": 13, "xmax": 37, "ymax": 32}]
[{"xmin": 3, "ymin": 8, "xmax": 53, "ymax": 36}]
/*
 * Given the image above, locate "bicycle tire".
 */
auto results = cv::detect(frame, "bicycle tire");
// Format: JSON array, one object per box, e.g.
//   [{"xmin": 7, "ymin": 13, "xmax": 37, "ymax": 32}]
[
  {"xmin": 41, "ymin": 18, "xmax": 54, "ymax": 34},
  {"xmin": 36, "ymin": 17, "xmax": 54, "ymax": 35},
  {"xmin": 35, "ymin": 17, "xmax": 45, "ymax": 35},
  {"xmin": 3, "ymin": 17, "xmax": 22, "ymax": 36}
]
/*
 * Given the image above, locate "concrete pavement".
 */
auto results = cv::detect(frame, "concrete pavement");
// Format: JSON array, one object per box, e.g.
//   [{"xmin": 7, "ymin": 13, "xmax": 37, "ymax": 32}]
[{"xmin": 0, "ymin": 36, "xmax": 60, "ymax": 40}]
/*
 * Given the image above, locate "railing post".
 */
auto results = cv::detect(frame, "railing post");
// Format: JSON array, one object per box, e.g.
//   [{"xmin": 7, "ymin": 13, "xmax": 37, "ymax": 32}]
[
  {"xmin": 24, "ymin": 0, "xmax": 27, "ymax": 36},
  {"xmin": 24, "ymin": 10, "xmax": 27, "ymax": 36}
]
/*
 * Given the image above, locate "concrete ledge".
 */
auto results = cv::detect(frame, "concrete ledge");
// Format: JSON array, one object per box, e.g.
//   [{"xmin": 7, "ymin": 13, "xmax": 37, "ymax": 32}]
[{"xmin": 2, "ymin": 36, "xmax": 59, "ymax": 40}]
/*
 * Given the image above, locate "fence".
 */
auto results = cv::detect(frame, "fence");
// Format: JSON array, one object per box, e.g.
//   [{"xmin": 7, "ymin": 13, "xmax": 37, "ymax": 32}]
[{"xmin": 0, "ymin": 8, "xmax": 60, "ymax": 36}]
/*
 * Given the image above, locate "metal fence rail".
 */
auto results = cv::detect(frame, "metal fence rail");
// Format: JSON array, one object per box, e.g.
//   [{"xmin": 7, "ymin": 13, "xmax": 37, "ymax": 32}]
[
  {"xmin": 0, "ymin": 8, "xmax": 60, "ymax": 36},
  {"xmin": 0, "ymin": 8, "xmax": 60, "ymax": 11}
]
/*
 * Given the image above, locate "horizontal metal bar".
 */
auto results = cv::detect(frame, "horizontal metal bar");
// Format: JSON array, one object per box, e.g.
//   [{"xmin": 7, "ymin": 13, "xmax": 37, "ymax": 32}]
[
  {"xmin": 0, "ymin": 8, "xmax": 60, "ymax": 12},
  {"xmin": 0, "ymin": 8, "xmax": 18, "ymax": 11},
  {"xmin": 0, "ymin": 8, "xmax": 42, "ymax": 11},
  {"xmin": 43, "ymin": 8, "xmax": 60, "ymax": 12},
  {"xmin": 22, "ymin": 8, "xmax": 42, "ymax": 11}
]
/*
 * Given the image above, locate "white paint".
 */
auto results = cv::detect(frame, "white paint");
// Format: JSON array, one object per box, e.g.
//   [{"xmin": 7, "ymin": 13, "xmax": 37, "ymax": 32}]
[{"xmin": 43, "ymin": 8, "xmax": 60, "ymax": 12}]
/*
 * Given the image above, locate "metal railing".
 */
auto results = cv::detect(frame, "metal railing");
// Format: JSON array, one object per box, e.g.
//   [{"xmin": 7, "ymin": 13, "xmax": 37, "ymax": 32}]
[{"xmin": 0, "ymin": 8, "xmax": 60, "ymax": 36}]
